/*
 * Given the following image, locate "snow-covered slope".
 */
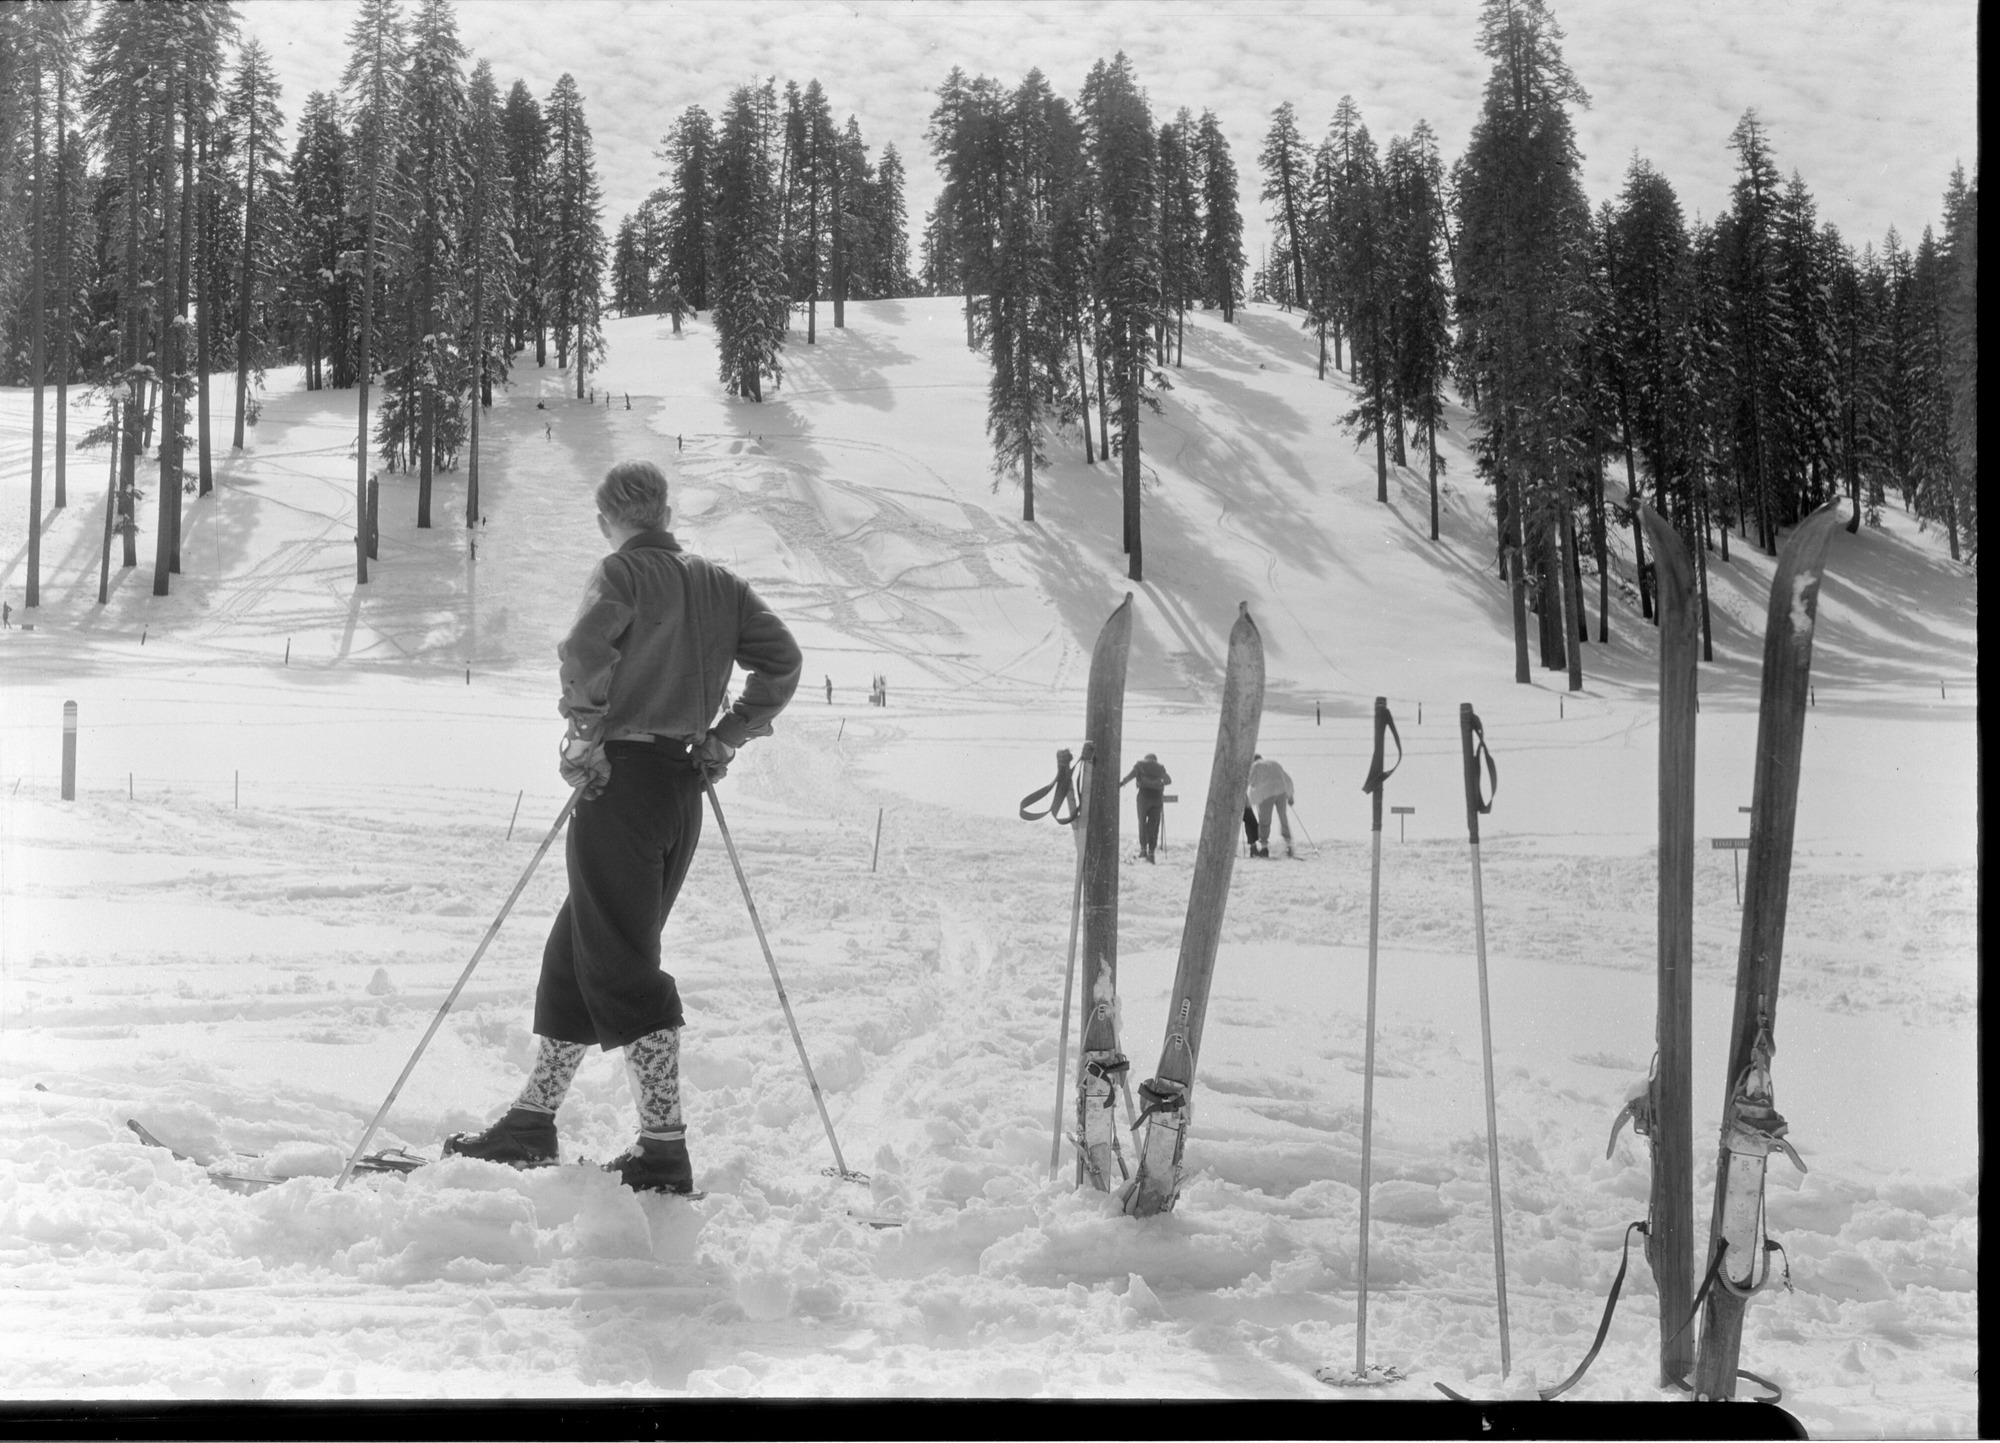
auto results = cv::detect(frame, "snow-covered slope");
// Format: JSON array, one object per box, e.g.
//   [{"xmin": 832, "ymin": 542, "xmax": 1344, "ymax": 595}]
[{"xmin": 0, "ymin": 302, "xmax": 1977, "ymax": 1430}]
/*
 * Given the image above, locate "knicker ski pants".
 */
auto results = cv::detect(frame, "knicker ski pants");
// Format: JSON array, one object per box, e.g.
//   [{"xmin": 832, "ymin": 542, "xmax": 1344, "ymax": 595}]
[
  {"xmin": 1137, "ymin": 795, "xmax": 1164, "ymax": 853},
  {"xmin": 535, "ymin": 741, "xmax": 702, "ymax": 1049}
]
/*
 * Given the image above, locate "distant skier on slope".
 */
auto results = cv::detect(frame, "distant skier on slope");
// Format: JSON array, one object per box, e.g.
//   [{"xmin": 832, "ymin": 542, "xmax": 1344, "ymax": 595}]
[
  {"xmin": 444, "ymin": 460, "xmax": 801, "ymax": 1193},
  {"xmin": 1246, "ymin": 753, "xmax": 1296, "ymax": 858},
  {"xmin": 1121, "ymin": 753, "xmax": 1173, "ymax": 863}
]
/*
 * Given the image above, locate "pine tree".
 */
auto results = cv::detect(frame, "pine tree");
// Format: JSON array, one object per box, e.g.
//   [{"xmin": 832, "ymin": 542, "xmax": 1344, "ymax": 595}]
[
  {"xmin": 1196, "ymin": 110, "xmax": 1243, "ymax": 321},
  {"xmin": 1156, "ymin": 110, "xmax": 1201, "ymax": 366},
  {"xmin": 285, "ymin": 91, "xmax": 354, "ymax": 392},
  {"xmin": 985, "ymin": 69, "xmax": 1070, "ymax": 520},
  {"xmin": 1938, "ymin": 164, "xmax": 1976, "ymax": 562},
  {"xmin": 150, "ymin": 1, "xmax": 233, "ymax": 597},
  {"xmin": 1605, "ymin": 157, "xmax": 1687, "ymax": 610},
  {"xmin": 1082, "ymin": 53, "xmax": 1162, "ymax": 582},
  {"xmin": 928, "ymin": 68, "xmax": 1008, "ymax": 348},
  {"xmin": 711, "ymin": 82, "xmax": 786, "ymax": 401},
  {"xmin": 379, "ymin": 0, "xmax": 467, "ymax": 524},
  {"xmin": 611, "ymin": 213, "xmax": 647, "ymax": 314},
  {"xmin": 1455, "ymin": 0, "xmax": 1594, "ymax": 685},
  {"xmin": 340, "ymin": 0, "xmax": 407, "ymax": 583},
  {"xmin": 544, "ymin": 73, "xmax": 605, "ymax": 401},
  {"xmin": 1384, "ymin": 122, "xmax": 1451, "ymax": 539},
  {"xmin": 1326, "ymin": 100, "xmax": 1391, "ymax": 497},
  {"xmin": 462, "ymin": 58, "xmax": 516, "ymax": 528},
  {"xmin": 500, "ymin": 79, "xmax": 548, "ymax": 361},
  {"xmin": 223, "ymin": 38, "xmax": 285, "ymax": 452},
  {"xmin": 82, "ymin": 0, "xmax": 165, "ymax": 572},
  {"xmin": 1259, "ymin": 102, "xmax": 1310, "ymax": 311},
  {"xmin": 869, "ymin": 142, "xmax": 913, "ymax": 296},
  {"xmin": 659, "ymin": 104, "xmax": 714, "ymax": 312}
]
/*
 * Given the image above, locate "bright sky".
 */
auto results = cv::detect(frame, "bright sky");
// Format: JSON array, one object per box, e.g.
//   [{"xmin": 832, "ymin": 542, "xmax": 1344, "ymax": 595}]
[{"xmin": 239, "ymin": 0, "xmax": 1979, "ymax": 262}]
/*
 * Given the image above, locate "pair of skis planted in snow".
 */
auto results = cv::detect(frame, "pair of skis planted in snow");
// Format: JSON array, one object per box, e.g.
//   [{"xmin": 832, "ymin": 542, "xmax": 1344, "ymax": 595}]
[
  {"xmin": 1042, "ymin": 595, "xmax": 1264, "ymax": 1218},
  {"xmin": 1613, "ymin": 502, "xmax": 1840, "ymax": 1401}
]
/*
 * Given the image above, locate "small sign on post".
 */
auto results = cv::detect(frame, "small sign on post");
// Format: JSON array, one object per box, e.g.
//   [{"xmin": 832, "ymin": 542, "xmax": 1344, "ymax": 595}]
[
  {"xmin": 1712, "ymin": 836, "xmax": 1750, "ymax": 906},
  {"xmin": 1391, "ymin": 804, "xmax": 1415, "ymax": 842},
  {"xmin": 61, "ymin": 702, "xmax": 77, "ymax": 801}
]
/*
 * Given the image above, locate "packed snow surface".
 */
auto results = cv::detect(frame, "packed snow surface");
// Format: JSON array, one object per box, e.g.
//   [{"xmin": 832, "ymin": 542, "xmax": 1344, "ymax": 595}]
[{"xmin": 0, "ymin": 301, "xmax": 1977, "ymax": 1432}]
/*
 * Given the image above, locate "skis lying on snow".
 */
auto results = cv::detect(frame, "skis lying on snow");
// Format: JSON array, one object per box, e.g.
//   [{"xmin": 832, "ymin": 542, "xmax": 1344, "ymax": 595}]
[
  {"xmin": 1074, "ymin": 596, "xmax": 1136, "ymax": 1193},
  {"xmin": 128, "ymin": 1119, "xmax": 722, "ymax": 1203},
  {"xmin": 1120, "ymin": 604, "xmax": 1263, "ymax": 1218},
  {"xmin": 1689, "ymin": 503, "xmax": 1840, "ymax": 1399},
  {"xmin": 127, "ymin": 1119, "xmax": 424, "ymax": 1195}
]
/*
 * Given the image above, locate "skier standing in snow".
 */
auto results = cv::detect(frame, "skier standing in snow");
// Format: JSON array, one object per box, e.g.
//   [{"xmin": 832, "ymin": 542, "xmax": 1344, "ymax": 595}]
[
  {"xmin": 445, "ymin": 460, "xmax": 801, "ymax": 1193},
  {"xmin": 1246, "ymin": 753, "xmax": 1296, "ymax": 858},
  {"xmin": 1121, "ymin": 752, "xmax": 1172, "ymax": 863}
]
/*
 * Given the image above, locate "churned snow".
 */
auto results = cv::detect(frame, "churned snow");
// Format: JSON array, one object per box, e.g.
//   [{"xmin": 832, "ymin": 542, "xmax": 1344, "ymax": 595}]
[{"xmin": 0, "ymin": 299, "xmax": 1977, "ymax": 1431}]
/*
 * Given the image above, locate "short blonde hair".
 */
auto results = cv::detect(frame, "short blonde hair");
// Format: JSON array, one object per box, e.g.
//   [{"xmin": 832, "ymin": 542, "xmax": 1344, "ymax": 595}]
[{"xmin": 597, "ymin": 461, "xmax": 670, "ymax": 530}]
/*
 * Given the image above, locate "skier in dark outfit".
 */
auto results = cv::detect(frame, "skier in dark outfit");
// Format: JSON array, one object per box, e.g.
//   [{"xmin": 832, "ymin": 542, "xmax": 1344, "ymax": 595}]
[
  {"xmin": 446, "ymin": 460, "xmax": 801, "ymax": 1193},
  {"xmin": 1121, "ymin": 753, "xmax": 1172, "ymax": 862}
]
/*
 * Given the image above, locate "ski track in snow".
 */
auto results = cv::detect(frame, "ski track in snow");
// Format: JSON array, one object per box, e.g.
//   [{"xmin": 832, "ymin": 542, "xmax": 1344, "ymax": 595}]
[{"xmin": 0, "ymin": 304, "xmax": 1977, "ymax": 1430}]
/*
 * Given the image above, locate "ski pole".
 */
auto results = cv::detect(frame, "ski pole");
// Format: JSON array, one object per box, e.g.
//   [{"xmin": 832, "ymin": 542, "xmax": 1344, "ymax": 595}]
[
  {"xmin": 1049, "ymin": 746, "xmax": 1092, "ymax": 1179},
  {"xmin": 704, "ymin": 776, "xmax": 860, "ymax": 1182},
  {"xmin": 337, "ymin": 784, "xmax": 585, "ymax": 1190},
  {"xmin": 1290, "ymin": 802, "xmax": 1318, "ymax": 854},
  {"xmin": 1459, "ymin": 701, "xmax": 1512, "ymax": 1377},
  {"xmin": 1355, "ymin": 696, "xmax": 1402, "ymax": 1376}
]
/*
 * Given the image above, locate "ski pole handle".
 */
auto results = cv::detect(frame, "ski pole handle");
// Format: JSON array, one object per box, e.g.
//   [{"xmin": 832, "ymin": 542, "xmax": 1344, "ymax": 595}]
[
  {"xmin": 1361, "ymin": 696, "xmax": 1401, "ymax": 833},
  {"xmin": 1459, "ymin": 703, "xmax": 1498, "ymax": 843}
]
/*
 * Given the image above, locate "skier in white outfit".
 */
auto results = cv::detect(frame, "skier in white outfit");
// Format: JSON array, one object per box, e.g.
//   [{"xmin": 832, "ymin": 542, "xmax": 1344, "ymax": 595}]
[{"xmin": 1245, "ymin": 754, "xmax": 1295, "ymax": 858}]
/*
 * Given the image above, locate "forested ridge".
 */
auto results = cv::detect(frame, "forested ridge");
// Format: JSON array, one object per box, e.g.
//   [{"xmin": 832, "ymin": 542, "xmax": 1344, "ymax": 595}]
[{"xmin": 1, "ymin": 0, "xmax": 1976, "ymax": 687}]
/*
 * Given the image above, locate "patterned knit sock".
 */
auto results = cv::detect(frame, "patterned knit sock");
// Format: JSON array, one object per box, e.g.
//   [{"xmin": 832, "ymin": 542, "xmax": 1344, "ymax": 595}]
[
  {"xmin": 511, "ymin": 1037, "xmax": 588, "ymax": 1115},
  {"xmin": 625, "ymin": 1027, "xmax": 685, "ymax": 1138}
]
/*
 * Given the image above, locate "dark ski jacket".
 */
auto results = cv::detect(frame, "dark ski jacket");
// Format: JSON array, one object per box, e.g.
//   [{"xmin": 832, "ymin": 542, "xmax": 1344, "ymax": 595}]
[
  {"xmin": 558, "ymin": 530, "xmax": 801, "ymax": 748},
  {"xmin": 1122, "ymin": 759, "xmax": 1172, "ymax": 797}
]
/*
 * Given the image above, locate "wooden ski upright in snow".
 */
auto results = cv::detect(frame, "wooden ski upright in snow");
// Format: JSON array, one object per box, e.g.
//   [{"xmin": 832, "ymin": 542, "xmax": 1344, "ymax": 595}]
[
  {"xmin": 1691, "ymin": 503, "xmax": 1841, "ymax": 1400},
  {"xmin": 1640, "ymin": 504, "xmax": 1699, "ymax": 1386},
  {"xmin": 1074, "ymin": 596, "xmax": 1134, "ymax": 1192},
  {"xmin": 1121, "ymin": 604, "xmax": 1263, "ymax": 1218}
]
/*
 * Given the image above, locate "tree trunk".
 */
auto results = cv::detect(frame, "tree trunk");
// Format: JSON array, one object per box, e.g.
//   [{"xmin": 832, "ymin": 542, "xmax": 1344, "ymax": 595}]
[
  {"xmin": 1095, "ymin": 339, "xmax": 1110, "ymax": 462},
  {"xmin": 1022, "ymin": 423, "xmax": 1034, "ymax": 523},
  {"xmin": 152, "ymin": 72, "xmax": 180, "ymax": 597},
  {"xmin": 1123, "ymin": 352, "xmax": 1143, "ymax": 582},
  {"xmin": 1538, "ymin": 518, "xmax": 1565, "ymax": 672},
  {"xmin": 234, "ymin": 79, "xmax": 256, "ymax": 450},
  {"xmin": 100, "ymin": 404, "xmax": 119, "ymax": 603},
  {"xmin": 1621, "ymin": 413, "xmax": 1650, "ymax": 620},
  {"xmin": 54, "ymin": 65, "xmax": 70, "ymax": 511},
  {"xmin": 195, "ymin": 125, "xmax": 213, "ymax": 499},
  {"xmin": 357, "ymin": 161, "xmax": 379, "ymax": 584},
  {"xmin": 1427, "ymin": 414, "xmax": 1440, "ymax": 542},
  {"xmin": 1592, "ymin": 464, "xmax": 1610, "ymax": 645},
  {"xmin": 1562, "ymin": 506, "xmax": 1586, "ymax": 691},
  {"xmin": 172, "ymin": 90, "xmax": 193, "ymax": 572},
  {"xmin": 27, "ymin": 67, "xmax": 45, "ymax": 609},
  {"xmin": 1076, "ymin": 328, "xmax": 1094, "ymax": 465},
  {"xmin": 1371, "ymin": 341, "xmax": 1388, "ymax": 503},
  {"xmin": 418, "ymin": 234, "xmax": 434, "ymax": 527},
  {"xmin": 1694, "ymin": 490, "xmax": 1714, "ymax": 663},
  {"xmin": 119, "ymin": 76, "xmax": 143, "ymax": 569}
]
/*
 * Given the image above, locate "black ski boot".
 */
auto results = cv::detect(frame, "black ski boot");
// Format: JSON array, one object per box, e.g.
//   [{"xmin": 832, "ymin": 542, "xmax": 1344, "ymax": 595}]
[
  {"xmin": 605, "ymin": 1133, "xmax": 698, "ymax": 1195},
  {"xmin": 441, "ymin": 1106, "xmax": 558, "ymax": 1168}
]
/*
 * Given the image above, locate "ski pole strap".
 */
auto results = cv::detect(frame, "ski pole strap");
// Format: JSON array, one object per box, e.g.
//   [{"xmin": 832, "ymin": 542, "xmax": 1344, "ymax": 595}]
[
  {"xmin": 1361, "ymin": 697, "xmax": 1403, "ymax": 796},
  {"xmin": 1019, "ymin": 747, "xmax": 1079, "ymax": 824},
  {"xmin": 1458, "ymin": 703, "xmax": 1498, "ymax": 841},
  {"xmin": 1667, "ymin": 1236, "xmax": 1731, "ymax": 1349},
  {"xmin": 1538, "ymin": 1220, "xmax": 1648, "ymax": 1401}
]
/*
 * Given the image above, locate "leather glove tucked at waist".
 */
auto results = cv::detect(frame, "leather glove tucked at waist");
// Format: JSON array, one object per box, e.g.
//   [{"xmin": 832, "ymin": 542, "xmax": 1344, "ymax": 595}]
[
  {"xmin": 690, "ymin": 718, "xmax": 774, "ymax": 782},
  {"xmin": 559, "ymin": 725, "xmax": 611, "ymax": 799}
]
